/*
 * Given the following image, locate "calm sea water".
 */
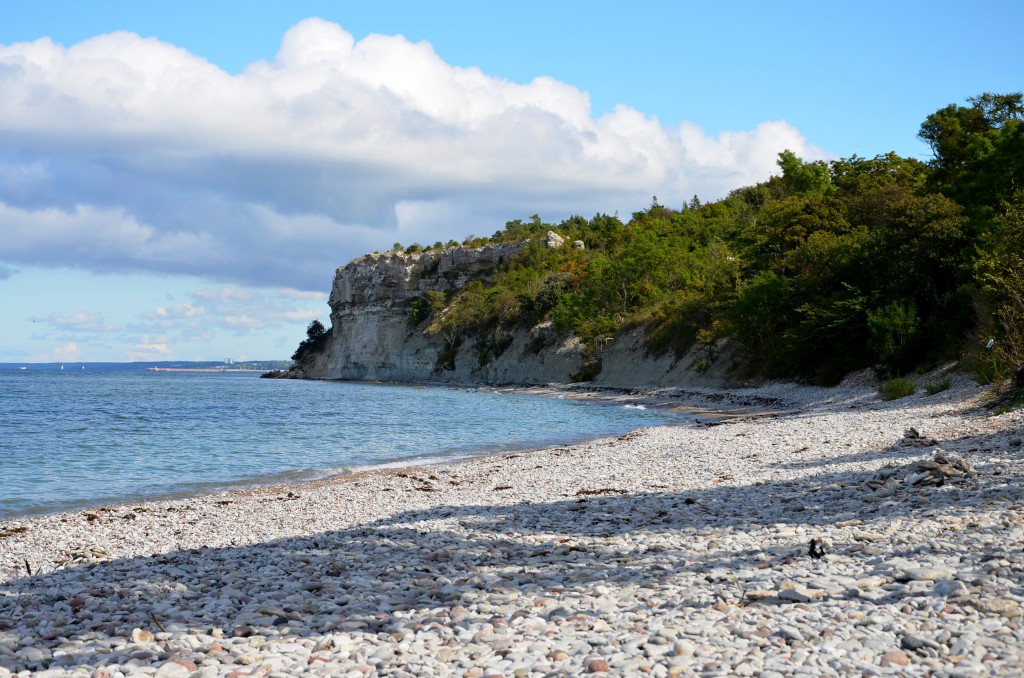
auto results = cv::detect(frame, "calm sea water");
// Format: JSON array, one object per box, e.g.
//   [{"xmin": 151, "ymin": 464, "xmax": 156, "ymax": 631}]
[{"xmin": 0, "ymin": 367, "xmax": 683, "ymax": 519}]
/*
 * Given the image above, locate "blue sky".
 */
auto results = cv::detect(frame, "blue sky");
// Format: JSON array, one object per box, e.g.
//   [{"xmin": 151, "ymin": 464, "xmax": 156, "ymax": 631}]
[{"xmin": 1, "ymin": 1, "xmax": 1020, "ymax": 362}]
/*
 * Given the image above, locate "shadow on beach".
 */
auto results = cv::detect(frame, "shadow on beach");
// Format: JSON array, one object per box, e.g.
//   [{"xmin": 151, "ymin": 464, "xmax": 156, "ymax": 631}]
[{"xmin": 0, "ymin": 424, "xmax": 1019, "ymax": 671}]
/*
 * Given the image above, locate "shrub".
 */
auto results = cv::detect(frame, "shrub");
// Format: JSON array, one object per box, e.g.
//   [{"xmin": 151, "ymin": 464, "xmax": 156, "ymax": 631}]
[
  {"xmin": 571, "ymin": 358, "xmax": 602, "ymax": 382},
  {"xmin": 410, "ymin": 291, "xmax": 447, "ymax": 326},
  {"xmin": 924, "ymin": 377, "xmax": 952, "ymax": 395},
  {"xmin": 975, "ymin": 195, "xmax": 1024, "ymax": 384},
  {"xmin": 525, "ymin": 334, "xmax": 549, "ymax": 355},
  {"xmin": 879, "ymin": 377, "xmax": 917, "ymax": 400},
  {"xmin": 435, "ymin": 337, "xmax": 461, "ymax": 372},
  {"xmin": 867, "ymin": 300, "xmax": 919, "ymax": 373},
  {"xmin": 535, "ymin": 272, "xmax": 571, "ymax": 314},
  {"xmin": 291, "ymin": 320, "xmax": 331, "ymax": 364}
]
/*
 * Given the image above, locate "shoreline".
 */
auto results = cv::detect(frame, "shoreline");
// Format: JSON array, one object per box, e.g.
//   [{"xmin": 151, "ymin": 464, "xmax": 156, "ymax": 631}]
[
  {"xmin": 0, "ymin": 373, "xmax": 1000, "ymax": 563},
  {"xmin": 0, "ymin": 381, "xmax": 710, "ymax": 523},
  {"xmin": 2, "ymin": 376, "xmax": 1023, "ymax": 675},
  {"xmin": 0, "ymin": 379, "xmax": 750, "ymax": 523}
]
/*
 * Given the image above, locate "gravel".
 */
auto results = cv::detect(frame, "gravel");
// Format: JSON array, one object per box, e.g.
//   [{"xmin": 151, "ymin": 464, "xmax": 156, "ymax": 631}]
[{"xmin": 1, "ymin": 375, "xmax": 1022, "ymax": 676}]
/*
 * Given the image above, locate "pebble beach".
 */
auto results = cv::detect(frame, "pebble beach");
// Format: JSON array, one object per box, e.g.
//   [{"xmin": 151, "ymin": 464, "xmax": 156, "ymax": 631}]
[{"xmin": 1, "ymin": 375, "xmax": 1023, "ymax": 677}]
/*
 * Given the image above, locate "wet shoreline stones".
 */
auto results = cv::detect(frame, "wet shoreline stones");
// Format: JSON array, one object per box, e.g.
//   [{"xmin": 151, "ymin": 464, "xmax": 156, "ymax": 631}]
[{"xmin": 1, "ymin": 377, "xmax": 1022, "ymax": 676}]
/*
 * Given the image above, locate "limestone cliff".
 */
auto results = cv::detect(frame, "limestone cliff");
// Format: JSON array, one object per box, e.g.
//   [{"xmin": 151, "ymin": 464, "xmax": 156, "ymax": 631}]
[
  {"xmin": 294, "ymin": 243, "xmax": 585, "ymax": 383},
  {"xmin": 294, "ymin": 242, "xmax": 741, "ymax": 387}
]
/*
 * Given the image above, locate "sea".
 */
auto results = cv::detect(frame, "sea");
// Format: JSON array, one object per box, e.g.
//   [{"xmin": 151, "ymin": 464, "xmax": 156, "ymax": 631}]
[{"xmin": 0, "ymin": 365, "xmax": 685, "ymax": 520}]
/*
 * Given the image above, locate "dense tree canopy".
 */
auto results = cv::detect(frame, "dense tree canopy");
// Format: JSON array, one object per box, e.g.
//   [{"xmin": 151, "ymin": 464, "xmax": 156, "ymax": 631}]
[{"xmin": 387, "ymin": 93, "xmax": 1024, "ymax": 385}]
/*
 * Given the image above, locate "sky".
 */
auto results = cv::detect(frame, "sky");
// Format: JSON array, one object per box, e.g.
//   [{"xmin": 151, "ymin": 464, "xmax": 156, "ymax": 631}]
[{"xmin": 1, "ymin": 1, "xmax": 1020, "ymax": 363}]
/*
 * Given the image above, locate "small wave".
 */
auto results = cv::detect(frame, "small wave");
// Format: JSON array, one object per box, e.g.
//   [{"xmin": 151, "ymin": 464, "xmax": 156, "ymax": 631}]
[
  {"xmin": 349, "ymin": 450, "xmax": 483, "ymax": 474},
  {"xmin": 622, "ymin": 404, "xmax": 647, "ymax": 410}
]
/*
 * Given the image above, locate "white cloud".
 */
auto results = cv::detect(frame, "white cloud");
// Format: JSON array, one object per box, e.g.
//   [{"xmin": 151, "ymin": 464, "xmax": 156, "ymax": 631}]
[
  {"xmin": 146, "ymin": 302, "xmax": 206, "ymax": 320},
  {"xmin": 0, "ymin": 19, "xmax": 827, "ymax": 291},
  {"xmin": 128, "ymin": 339, "xmax": 173, "ymax": 362},
  {"xmin": 277, "ymin": 288, "xmax": 330, "ymax": 301},
  {"xmin": 46, "ymin": 311, "xmax": 120, "ymax": 332},
  {"xmin": 131, "ymin": 284, "xmax": 327, "ymax": 339},
  {"xmin": 24, "ymin": 341, "xmax": 82, "ymax": 362},
  {"xmin": 193, "ymin": 288, "xmax": 254, "ymax": 302}
]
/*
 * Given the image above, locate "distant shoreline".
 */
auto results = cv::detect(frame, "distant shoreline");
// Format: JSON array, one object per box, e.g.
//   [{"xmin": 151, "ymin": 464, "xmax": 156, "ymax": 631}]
[{"xmin": 144, "ymin": 367, "xmax": 266, "ymax": 373}]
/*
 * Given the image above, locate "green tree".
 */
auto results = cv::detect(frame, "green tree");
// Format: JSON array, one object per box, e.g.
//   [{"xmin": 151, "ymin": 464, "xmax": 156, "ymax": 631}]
[
  {"xmin": 786, "ymin": 284, "xmax": 870, "ymax": 383},
  {"xmin": 976, "ymin": 193, "xmax": 1024, "ymax": 380},
  {"xmin": 291, "ymin": 320, "xmax": 330, "ymax": 363},
  {"xmin": 867, "ymin": 300, "xmax": 920, "ymax": 374},
  {"xmin": 849, "ymin": 186, "xmax": 968, "ymax": 307},
  {"xmin": 777, "ymin": 150, "xmax": 832, "ymax": 197},
  {"xmin": 729, "ymin": 272, "xmax": 793, "ymax": 374},
  {"xmin": 830, "ymin": 152, "xmax": 930, "ymax": 196},
  {"xmin": 918, "ymin": 92, "xmax": 1024, "ymax": 215}
]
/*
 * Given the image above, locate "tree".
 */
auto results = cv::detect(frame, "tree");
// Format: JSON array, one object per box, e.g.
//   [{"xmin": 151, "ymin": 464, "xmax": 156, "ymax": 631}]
[
  {"xmin": 918, "ymin": 92, "xmax": 1024, "ymax": 213},
  {"xmin": 729, "ymin": 272, "xmax": 792, "ymax": 374},
  {"xmin": 291, "ymin": 320, "xmax": 330, "ymax": 363},
  {"xmin": 976, "ymin": 193, "xmax": 1024, "ymax": 381},
  {"xmin": 777, "ymin": 150, "xmax": 832, "ymax": 197},
  {"xmin": 830, "ymin": 152, "xmax": 930, "ymax": 196},
  {"xmin": 305, "ymin": 320, "xmax": 327, "ymax": 342},
  {"xmin": 849, "ymin": 186, "xmax": 968, "ymax": 307},
  {"xmin": 867, "ymin": 300, "xmax": 920, "ymax": 374}
]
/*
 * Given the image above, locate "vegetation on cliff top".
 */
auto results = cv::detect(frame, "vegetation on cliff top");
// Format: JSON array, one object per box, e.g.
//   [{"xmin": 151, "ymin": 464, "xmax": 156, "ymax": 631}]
[
  {"xmin": 291, "ymin": 320, "xmax": 331, "ymax": 366},
  {"xmin": 310, "ymin": 93, "xmax": 1024, "ymax": 386}
]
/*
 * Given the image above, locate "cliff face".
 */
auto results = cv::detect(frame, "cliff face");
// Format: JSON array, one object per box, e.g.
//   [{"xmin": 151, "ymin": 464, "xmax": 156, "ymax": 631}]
[
  {"xmin": 297, "ymin": 243, "xmax": 740, "ymax": 387},
  {"xmin": 298, "ymin": 244, "xmax": 585, "ymax": 383}
]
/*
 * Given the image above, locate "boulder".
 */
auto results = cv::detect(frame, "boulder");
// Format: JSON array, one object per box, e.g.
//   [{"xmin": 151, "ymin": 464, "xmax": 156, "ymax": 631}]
[{"xmin": 545, "ymin": 231, "xmax": 565, "ymax": 248}]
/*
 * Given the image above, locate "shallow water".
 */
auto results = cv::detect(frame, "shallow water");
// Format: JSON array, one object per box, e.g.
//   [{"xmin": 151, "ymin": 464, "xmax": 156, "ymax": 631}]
[{"xmin": 0, "ymin": 367, "xmax": 683, "ymax": 518}]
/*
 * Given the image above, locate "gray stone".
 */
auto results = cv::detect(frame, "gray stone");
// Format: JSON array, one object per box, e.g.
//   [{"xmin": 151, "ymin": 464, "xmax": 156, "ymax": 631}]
[
  {"xmin": 155, "ymin": 662, "xmax": 193, "ymax": 678},
  {"xmin": 901, "ymin": 635, "xmax": 940, "ymax": 651},
  {"xmin": 15, "ymin": 646, "xmax": 45, "ymax": 663},
  {"xmin": 545, "ymin": 231, "xmax": 565, "ymax": 249},
  {"xmin": 898, "ymin": 568, "xmax": 955, "ymax": 582},
  {"xmin": 778, "ymin": 588, "xmax": 812, "ymax": 603}
]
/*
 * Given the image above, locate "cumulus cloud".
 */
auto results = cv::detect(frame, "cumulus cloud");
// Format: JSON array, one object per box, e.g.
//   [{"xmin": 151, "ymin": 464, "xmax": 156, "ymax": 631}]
[
  {"xmin": 128, "ymin": 338, "xmax": 172, "ymax": 362},
  {"xmin": 0, "ymin": 19, "xmax": 826, "ymax": 291},
  {"xmin": 132, "ymin": 285, "xmax": 326, "ymax": 338},
  {"xmin": 277, "ymin": 288, "xmax": 331, "ymax": 301},
  {"xmin": 25, "ymin": 342, "xmax": 82, "ymax": 362},
  {"xmin": 145, "ymin": 303, "xmax": 205, "ymax": 321},
  {"xmin": 46, "ymin": 311, "xmax": 121, "ymax": 332}
]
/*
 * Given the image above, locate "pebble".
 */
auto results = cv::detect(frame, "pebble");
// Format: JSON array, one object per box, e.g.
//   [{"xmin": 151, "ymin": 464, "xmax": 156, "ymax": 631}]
[
  {"xmin": 0, "ymin": 378, "xmax": 1021, "ymax": 676},
  {"xmin": 881, "ymin": 649, "xmax": 911, "ymax": 667},
  {"xmin": 899, "ymin": 567, "xmax": 955, "ymax": 582}
]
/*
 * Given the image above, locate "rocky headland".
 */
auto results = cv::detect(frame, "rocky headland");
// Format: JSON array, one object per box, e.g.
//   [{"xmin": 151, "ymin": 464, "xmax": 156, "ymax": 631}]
[{"xmin": 282, "ymin": 236, "xmax": 736, "ymax": 388}]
